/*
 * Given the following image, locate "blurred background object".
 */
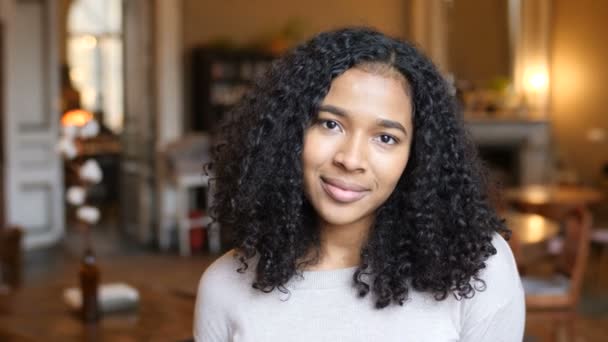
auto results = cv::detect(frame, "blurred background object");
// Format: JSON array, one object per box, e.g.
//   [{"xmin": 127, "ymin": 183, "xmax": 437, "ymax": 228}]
[{"xmin": 0, "ymin": 226, "xmax": 22, "ymax": 292}]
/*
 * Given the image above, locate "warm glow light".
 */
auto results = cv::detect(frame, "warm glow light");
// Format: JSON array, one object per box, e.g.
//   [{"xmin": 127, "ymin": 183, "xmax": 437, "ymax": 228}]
[
  {"xmin": 522, "ymin": 185, "xmax": 550, "ymax": 204},
  {"xmin": 69, "ymin": 67, "xmax": 84, "ymax": 82},
  {"xmin": 61, "ymin": 109, "xmax": 93, "ymax": 127},
  {"xmin": 80, "ymin": 35, "xmax": 97, "ymax": 49},
  {"xmin": 525, "ymin": 69, "xmax": 549, "ymax": 92},
  {"xmin": 81, "ymin": 88, "xmax": 98, "ymax": 109},
  {"xmin": 526, "ymin": 215, "xmax": 545, "ymax": 243}
]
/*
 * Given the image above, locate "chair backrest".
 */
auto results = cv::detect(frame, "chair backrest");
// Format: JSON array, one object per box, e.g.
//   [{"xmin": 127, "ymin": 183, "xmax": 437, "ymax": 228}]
[
  {"xmin": 0, "ymin": 226, "xmax": 23, "ymax": 289},
  {"xmin": 556, "ymin": 206, "xmax": 592, "ymax": 304}
]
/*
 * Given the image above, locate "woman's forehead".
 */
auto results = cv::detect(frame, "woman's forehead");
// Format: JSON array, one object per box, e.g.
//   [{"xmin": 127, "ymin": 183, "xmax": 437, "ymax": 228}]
[
  {"xmin": 352, "ymin": 63, "xmax": 411, "ymax": 97},
  {"xmin": 320, "ymin": 68, "xmax": 413, "ymax": 128}
]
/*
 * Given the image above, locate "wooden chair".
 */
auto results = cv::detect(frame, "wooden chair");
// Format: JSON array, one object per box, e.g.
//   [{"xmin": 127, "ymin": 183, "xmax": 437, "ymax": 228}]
[
  {"xmin": 588, "ymin": 172, "xmax": 608, "ymax": 293},
  {"xmin": 523, "ymin": 206, "xmax": 592, "ymax": 342},
  {"xmin": 589, "ymin": 227, "xmax": 608, "ymax": 293},
  {"xmin": 0, "ymin": 226, "xmax": 23, "ymax": 291}
]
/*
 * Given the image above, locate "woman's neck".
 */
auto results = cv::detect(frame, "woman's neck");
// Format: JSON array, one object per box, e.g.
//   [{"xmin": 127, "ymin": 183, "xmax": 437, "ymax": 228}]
[{"xmin": 306, "ymin": 217, "xmax": 373, "ymax": 271}]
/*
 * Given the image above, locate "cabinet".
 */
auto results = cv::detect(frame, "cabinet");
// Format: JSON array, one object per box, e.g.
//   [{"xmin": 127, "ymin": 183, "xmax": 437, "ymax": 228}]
[{"xmin": 190, "ymin": 47, "xmax": 274, "ymax": 131}]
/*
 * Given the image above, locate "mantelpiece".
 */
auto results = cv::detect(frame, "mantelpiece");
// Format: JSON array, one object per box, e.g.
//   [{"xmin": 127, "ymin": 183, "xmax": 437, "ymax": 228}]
[{"xmin": 465, "ymin": 119, "xmax": 551, "ymax": 185}]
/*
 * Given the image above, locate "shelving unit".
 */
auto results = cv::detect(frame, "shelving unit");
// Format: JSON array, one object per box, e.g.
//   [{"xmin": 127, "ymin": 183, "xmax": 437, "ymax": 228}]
[{"xmin": 190, "ymin": 47, "xmax": 274, "ymax": 132}]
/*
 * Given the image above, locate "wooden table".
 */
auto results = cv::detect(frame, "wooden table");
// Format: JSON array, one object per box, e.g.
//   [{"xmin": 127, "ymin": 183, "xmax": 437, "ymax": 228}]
[
  {"xmin": 0, "ymin": 281, "xmax": 196, "ymax": 341},
  {"xmin": 504, "ymin": 185, "xmax": 600, "ymax": 274},
  {"xmin": 503, "ymin": 211, "xmax": 560, "ymax": 245},
  {"xmin": 505, "ymin": 184, "xmax": 602, "ymax": 216}
]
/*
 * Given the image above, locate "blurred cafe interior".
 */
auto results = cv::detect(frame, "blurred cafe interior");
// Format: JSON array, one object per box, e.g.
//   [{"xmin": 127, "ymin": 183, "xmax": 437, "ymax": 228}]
[{"xmin": 1, "ymin": 0, "xmax": 608, "ymax": 340}]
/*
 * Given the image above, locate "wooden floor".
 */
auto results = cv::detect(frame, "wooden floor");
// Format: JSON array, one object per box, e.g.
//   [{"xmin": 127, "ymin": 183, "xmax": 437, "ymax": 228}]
[
  {"xmin": 2, "ymin": 226, "xmax": 608, "ymax": 341},
  {"xmin": 0, "ymin": 227, "xmax": 217, "ymax": 341}
]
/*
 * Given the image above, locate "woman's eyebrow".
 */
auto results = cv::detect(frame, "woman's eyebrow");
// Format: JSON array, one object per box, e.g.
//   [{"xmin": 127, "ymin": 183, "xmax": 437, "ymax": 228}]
[
  {"xmin": 317, "ymin": 104, "xmax": 348, "ymax": 117},
  {"xmin": 319, "ymin": 104, "xmax": 408, "ymax": 136},
  {"xmin": 377, "ymin": 119, "xmax": 408, "ymax": 136}
]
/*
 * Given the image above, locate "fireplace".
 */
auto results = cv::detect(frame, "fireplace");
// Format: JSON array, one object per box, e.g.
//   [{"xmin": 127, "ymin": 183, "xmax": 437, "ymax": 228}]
[
  {"xmin": 466, "ymin": 120, "xmax": 552, "ymax": 186},
  {"xmin": 478, "ymin": 145, "xmax": 520, "ymax": 187}
]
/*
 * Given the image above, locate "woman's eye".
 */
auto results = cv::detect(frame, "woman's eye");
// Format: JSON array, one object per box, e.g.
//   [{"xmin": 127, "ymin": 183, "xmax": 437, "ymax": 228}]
[
  {"xmin": 321, "ymin": 120, "xmax": 341, "ymax": 131},
  {"xmin": 377, "ymin": 134, "xmax": 398, "ymax": 145}
]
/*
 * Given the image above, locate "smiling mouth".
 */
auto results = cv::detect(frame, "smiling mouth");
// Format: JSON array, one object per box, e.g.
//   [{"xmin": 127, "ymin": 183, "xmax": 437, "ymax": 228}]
[{"xmin": 320, "ymin": 177, "xmax": 370, "ymax": 203}]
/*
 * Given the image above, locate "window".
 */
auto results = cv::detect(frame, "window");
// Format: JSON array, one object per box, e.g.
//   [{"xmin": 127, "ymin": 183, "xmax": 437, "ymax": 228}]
[{"xmin": 67, "ymin": 0, "xmax": 123, "ymax": 134}]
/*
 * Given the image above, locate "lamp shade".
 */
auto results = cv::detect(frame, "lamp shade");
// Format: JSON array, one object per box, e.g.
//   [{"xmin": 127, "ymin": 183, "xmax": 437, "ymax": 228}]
[{"xmin": 61, "ymin": 109, "xmax": 93, "ymax": 127}]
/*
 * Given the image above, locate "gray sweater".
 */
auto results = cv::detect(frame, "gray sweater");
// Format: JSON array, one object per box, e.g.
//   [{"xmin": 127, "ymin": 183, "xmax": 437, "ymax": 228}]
[{"xmin": 194, "ymin": 233, "xmax": 525, "ymax": 341}]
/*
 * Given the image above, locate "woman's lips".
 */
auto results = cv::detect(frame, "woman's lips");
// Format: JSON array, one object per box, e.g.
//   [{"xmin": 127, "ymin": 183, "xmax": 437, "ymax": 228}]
[{"xmin": 320, "ymin": 177, "xmax": 370, "ymax": 203}]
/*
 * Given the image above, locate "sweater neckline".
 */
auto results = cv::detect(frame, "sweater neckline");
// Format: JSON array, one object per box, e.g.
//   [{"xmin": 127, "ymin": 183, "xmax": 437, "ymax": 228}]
[{"xmin": 288, "ymin": 266, "xmax": 359, "ymax": 290}]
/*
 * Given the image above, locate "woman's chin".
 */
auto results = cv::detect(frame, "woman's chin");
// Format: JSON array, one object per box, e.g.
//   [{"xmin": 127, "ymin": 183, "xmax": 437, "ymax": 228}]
[{"xmin": 316, "ymin": 207, "xmax": 372, "ymax": 228}]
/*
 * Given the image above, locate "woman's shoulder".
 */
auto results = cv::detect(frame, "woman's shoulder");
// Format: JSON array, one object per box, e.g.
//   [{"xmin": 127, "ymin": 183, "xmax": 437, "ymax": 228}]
[
  {"xmin": 202, "ymin": 249, "xmax": 242, "ymax": 279},
  {"xmin": 463, "ymin": 232, "xmax": 524, "ymax": 310},
  {"xmin": 456, "ymin": 233, "xmax": 526, "ymax": 339},
  {"xmin": 483, "ymin": 233, "xmax": 522, "ymax": 288},
  {"xmin": 194, "ymin": 250, "xmax": 254, "ymax": 339},
  {"xmin": 197, "ymin": 249, "xmax": 253, "ymax": 301}
]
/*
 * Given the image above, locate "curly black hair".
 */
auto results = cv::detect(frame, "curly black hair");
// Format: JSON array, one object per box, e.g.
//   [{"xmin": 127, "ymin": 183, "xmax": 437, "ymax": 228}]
[{"xmin": 209, "ymin": 27, "xmax": 509, "ymax": 309}]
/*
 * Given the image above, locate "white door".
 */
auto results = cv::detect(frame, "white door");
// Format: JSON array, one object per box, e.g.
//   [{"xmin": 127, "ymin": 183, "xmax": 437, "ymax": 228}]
[{"xmin": 2, "ymin": 0, "xmax": 64, "ymax": 249}]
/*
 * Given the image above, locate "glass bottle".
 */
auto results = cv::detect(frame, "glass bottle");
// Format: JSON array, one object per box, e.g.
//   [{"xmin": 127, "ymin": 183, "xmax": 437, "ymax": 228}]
[{"xmin": 80, "ymin": 247, "xmax": 100, "ymax": 323}]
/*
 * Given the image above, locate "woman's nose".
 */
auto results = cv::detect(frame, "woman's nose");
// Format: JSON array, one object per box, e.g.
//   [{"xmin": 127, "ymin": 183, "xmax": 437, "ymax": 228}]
[{"xmin": 332, "ymin": 133, "xmax": 368, "ymax": 172}]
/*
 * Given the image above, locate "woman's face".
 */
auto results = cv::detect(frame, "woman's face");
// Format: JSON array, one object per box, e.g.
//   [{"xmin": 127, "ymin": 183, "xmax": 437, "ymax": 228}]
[{"xmin": 302, "ymin": 67, "xmax": 413, "ymax": 228}]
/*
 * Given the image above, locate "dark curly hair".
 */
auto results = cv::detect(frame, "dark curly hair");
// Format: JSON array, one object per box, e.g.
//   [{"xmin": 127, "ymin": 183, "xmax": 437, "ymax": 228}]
[{"xmin": 209, "ymin": 27, "xmax": 509, "ymax": 309}]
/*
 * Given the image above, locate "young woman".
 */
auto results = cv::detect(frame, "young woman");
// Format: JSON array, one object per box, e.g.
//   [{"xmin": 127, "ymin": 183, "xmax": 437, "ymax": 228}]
[{"xmin": 194, "ymin": 27, "xmax": 525, "ymax": 341}]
